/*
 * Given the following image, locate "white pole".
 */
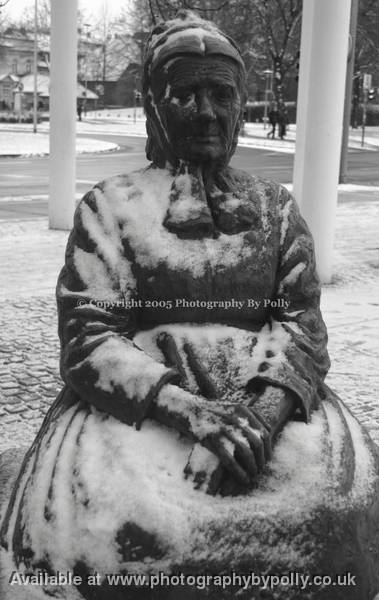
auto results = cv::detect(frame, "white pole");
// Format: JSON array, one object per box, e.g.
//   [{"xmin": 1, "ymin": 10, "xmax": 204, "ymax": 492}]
[
  {"xmin": 33, "ymin": 0, "xmax": 38, "ymax": 134},
  {"xmin": 293, "ymin": 0, "xmax": 351, "ymax": 283},
  {"xmin": 340, "ymin": 0, "xmax": 359, "ymax": 183},
  {"xmin": 49, "ymin": 0, "xmax": 78, "ymax": 230},
  {"xmin": 263, "ymin": 76, "xmax": 269, "ymax": 130}
]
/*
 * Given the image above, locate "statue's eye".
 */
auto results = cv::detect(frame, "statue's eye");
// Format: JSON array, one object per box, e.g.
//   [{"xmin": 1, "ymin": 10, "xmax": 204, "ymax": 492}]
[
  {"xmin": 172, "ymin": 90, "xmax": 195, "ymax": 106},
  {"xmin": 212, "ymin": 85, "xmax": 233, "ymax": 101}
]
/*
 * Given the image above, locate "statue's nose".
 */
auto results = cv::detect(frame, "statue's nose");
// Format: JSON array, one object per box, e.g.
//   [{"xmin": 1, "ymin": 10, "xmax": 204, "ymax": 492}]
[{"xmin": 197, "ymin": 90, "xmax": 216, "ymax": 122}]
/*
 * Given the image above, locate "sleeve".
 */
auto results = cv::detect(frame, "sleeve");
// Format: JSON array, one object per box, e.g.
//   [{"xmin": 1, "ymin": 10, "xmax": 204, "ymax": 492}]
[
  {"xmin": 248, "ymin": 186, "xmax": 330, "ymax": 422},
  {"xmin": 56, "ymin": 186, "xmax": 179, "ymax": 428}
]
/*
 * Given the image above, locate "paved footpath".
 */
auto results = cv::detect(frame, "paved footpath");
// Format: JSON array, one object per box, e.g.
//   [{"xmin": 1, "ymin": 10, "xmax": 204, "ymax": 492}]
[{"xmin": 0, "ymin": 191, "xmax": 378, "ymax": 453}]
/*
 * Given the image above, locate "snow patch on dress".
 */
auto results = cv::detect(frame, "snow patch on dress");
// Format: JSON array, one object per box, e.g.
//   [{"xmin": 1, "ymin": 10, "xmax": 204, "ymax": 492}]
[{"xmin": 102, "ymin": 169, "xmax": 256, "ymax": 278}]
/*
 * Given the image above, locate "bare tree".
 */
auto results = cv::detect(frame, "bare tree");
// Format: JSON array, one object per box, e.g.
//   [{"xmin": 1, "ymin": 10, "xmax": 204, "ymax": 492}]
[
  {"xmin": 147, "ymin": 0, "xmax": 229, "ymax": 22},
  {"xmin": 132, "ymin": 0, "xmax": 302, "ymax": 107},
  {"xmin": 4, "ymin": 0, "xmax": 51, "ymax": 31},
  {"xmin": 249, "ymin": 0, "xmax": 302, "ymax": 112},
  {"xmin": 83, "ymin": 3, "xmax": 149, "ymax": 83},
  {"xmin": 355, "ymin": 0, "xmax": 379, "ymax": 80},
  {"xmin": 0, "ymin": 0, "xmax": 12, "ymax": 30}
]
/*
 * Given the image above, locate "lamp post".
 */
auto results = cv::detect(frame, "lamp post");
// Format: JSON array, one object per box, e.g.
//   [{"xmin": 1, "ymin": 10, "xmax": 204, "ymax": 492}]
[
  {"xmin": 339, "ymin": 0, "xmax": 359, "ymax": 182},
  {"xmin": 361, "ymin": 73, "xmax": 372, "ymax": 148},
  {"xmin": 83, "ymin": 23, "xmax": 91, "ymax": 115},
  {"xmin": 132, "ymin": 71, "xmax": 141, "ymax": 123},
  {"xmin": 102, "ymin": 34, "xmax": 111, "ymax": 109},
  {"xmin": 263, "ymin": 69, "xmax": 273, "ymax": 129},
  {"xmin": 33, "ymin": 0, "xmax": 38, "ymax": 133}
]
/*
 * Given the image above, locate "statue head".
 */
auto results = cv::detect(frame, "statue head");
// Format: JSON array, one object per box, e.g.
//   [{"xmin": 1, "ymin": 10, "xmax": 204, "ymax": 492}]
[{"xmin": 142, "ymin": 10, "xmax": 246, "ymax": 170}]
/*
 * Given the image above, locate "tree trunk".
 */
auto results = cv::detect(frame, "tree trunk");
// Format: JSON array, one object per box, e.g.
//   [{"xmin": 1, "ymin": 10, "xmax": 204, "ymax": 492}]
[{"xmin": 272, "ymin": 56, "xmax": 286, "ymax": 113}]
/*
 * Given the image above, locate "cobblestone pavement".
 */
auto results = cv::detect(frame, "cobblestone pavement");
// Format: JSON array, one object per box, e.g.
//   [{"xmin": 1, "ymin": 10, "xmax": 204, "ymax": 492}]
[
  {"xmin": 322, "ymin": 197, "xmax": 379, "ymax": 444},
  {"xmin": 0, "ymin": 220, "xmax": 68, "ymax": 451},
  {"xmin": 0, "ymin": 194, "xmax": 379, "ymax": 453}
]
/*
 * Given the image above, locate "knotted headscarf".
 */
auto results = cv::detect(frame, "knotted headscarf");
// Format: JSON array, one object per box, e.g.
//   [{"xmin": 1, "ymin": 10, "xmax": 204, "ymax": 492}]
[{"xmin": 142, "ymin": 11, "xmax": 256, "ymax": 238}]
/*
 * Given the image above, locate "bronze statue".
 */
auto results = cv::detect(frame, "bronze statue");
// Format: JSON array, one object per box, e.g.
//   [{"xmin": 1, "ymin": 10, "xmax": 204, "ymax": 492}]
[{"xmin": 1, "ymin": 10, "xmax": 379, "ymax": 600}]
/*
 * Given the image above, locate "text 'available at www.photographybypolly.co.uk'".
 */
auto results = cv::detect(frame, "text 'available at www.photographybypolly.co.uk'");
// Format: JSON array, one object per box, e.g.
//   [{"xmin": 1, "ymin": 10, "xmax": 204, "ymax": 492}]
[{"xmin": 8, "ymin": 570, "xmax": 357, "ymax": 591}]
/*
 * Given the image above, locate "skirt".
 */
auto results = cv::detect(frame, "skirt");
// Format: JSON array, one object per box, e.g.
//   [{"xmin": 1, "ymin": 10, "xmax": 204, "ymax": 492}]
[{"xmin": 1, "ymin": 380, "xmax": 379, "ymax": 600}]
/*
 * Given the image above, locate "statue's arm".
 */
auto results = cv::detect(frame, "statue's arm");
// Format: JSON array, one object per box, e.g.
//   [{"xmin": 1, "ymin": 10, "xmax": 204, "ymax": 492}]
[
  {"xmin": 248, "ymin": 186, "xmax": 330, "ymax": 425},
  {"xmin": 183, "ymin": 186, "xmax": 330, "ymax": 495},
  {"xmin": 56, "ymin": 188, "xmax": 178, "ymax": 428}
]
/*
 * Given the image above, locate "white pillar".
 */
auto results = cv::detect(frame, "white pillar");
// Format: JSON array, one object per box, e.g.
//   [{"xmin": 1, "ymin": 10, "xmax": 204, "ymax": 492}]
[
  {"xmin": 293, "ymin": 0, "xmax": 351, "ymax": 283},
  {"xmin": 33, "ymin": 0, "xmax": 38, "ymax": 134},
  {"xmin": 49, "ymin": 0, "xmax": 78, "ymax": 230}
]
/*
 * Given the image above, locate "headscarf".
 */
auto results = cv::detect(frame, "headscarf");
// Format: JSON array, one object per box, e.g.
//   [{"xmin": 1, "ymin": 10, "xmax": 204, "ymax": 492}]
[
  {"xmin": 142, "ymin": 9, "xmax": 246, "ymax": 167},
  {"xmin": 142, "ymin": 11, "xmax": 254, "ymax": 239}
]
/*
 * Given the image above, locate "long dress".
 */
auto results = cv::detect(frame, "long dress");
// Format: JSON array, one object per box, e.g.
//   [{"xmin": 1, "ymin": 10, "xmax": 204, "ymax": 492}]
[{"xmin": 1, "ymin": 165, "xmax": 379, "ymax": 600}]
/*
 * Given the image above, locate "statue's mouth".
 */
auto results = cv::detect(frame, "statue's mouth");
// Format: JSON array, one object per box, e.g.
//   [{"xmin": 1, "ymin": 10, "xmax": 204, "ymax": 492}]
[
  {"xmin": 193, "ymin": 135, "xmax": 219, "ymax": 142},
  {"xmin": 189, "ymin": 134, "xmax": 221, "ymax": 143}
]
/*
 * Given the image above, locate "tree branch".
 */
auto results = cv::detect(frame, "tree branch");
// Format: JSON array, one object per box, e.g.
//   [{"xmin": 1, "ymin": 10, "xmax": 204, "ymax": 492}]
[
  {"xmin": 279, "ymin": 5, "xmax": 302, "ymax": 59},
  {"xmin": 148, "ymin": 0, "xmax": 157, "ymax": 24},
  {"xmin": 184, "ymin": 0, "xmax": 229, "ymax": 11},
  {"xmin": 274, "ymin": 0, "xmax": 288, "ymax": 30},
  {"xmin": 254, "ymin": 2, "xmax": 279, "ymax": 58},
  {"xmin": 154, "ymin": 0, "xmax": 167, "ymax": 20}
]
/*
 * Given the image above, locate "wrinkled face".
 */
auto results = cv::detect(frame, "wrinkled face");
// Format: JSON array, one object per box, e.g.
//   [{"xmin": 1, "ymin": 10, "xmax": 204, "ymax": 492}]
[{"xmin": 151, "ymin": 55, "xmax": 243, "ymax": 166}]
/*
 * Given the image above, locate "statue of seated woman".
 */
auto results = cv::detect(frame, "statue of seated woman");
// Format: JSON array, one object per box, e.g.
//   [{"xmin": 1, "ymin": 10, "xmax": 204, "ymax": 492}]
[{"xmin": 1, "ymin": 10, "xmax": 379, "ymax": 600}]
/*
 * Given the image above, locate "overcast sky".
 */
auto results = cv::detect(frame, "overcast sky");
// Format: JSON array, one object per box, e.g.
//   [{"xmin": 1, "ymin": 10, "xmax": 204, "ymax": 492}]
[{"xmin": 2, "ymin": 0, "xmax": 129, "ymax": 21}]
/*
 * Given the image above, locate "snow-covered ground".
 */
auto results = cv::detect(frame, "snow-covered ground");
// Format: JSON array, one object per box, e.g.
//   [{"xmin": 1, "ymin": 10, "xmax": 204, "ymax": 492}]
[{"xmin": 0, "ymin": 130, "xmax": 119, "ymax": 157}]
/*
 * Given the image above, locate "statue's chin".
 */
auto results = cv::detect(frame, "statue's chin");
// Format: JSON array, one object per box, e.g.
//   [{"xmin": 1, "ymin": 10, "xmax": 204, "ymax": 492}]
[{"xmin": 177, "ymin": 144, "xmax": 228, "ymax": 167}]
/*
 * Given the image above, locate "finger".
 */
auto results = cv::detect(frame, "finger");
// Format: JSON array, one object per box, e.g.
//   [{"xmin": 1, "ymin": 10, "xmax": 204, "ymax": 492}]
[
  {"xmin": 183, "ymin": 463, "xmax": 207, "ymax": 490},
  {"xmin": 156, "ymin": 332, "xmax": 188, "ymax": 386},
  {"xmin": 223, "ymin": 427, "xmax": 259, "ymax": 478},
  {"xmin": 240, "ymin": 427, "xmax": 265, "ymax": 472},
  {"xmin": 246, "ymin": 406, "xmax": 271, "ymax": 433},
  {"xmin": 193, "ymin": 470, "xmax": 207, "ymax": 489},
  {"xmin": 245, "ymin": 410, "xmax": 273, "ymax": 462},
  {"xmin": 183, "ymin": 342, "xmax": 219, "ymax": 399},
  {"xmin": 206, "ymin": 464, "xmax": 224, "ymax": 496},
  {"xmin": 225, "ymin": 413, "xmax": 264, "ymax": 470},
  {"xmin": 243, "ymin": 417, "xmax": 272, "ymax": 464},
  {"xmin": 203, "ymin": 436, "xmax": 250, "ymax": 486},
  {"xmin": 250, "ymin": 408, "xmax": 272, "ymax": 433},
  {"xmin": 235, "ymin": 405, "xmax": 271, "ymax": 434},
  {"xmin": 262, "ymin": 431, "xmax": 273, "ymax": 462},
  {"xmin": 230, "ymin": 410, "xmax": 272, "ymax": 466}
]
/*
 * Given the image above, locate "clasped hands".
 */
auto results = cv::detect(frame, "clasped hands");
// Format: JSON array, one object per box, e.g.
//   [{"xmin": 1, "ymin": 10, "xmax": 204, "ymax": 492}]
[
  {"xmin": 184, "ymin": 400, "xmax": 272, "ymax": 496},
  {"xmin": 149, "ymin": 383, "xmax": 296, "ymax": 496}
]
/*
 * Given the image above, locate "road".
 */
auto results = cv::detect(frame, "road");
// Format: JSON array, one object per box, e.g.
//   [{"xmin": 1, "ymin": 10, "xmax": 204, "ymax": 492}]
[{"xmin": 1, "ymin": 133, "xmax": 378, "ymax": 220}]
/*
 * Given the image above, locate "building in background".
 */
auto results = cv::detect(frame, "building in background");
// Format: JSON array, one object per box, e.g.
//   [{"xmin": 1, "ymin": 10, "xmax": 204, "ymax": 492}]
[
  {"xmin": 79, "ymin": 33, "xmax": 143, "ymax": 109},
  {"xmin": 0, "ymin": 27, "xmax": 98, "ymax": 113}
]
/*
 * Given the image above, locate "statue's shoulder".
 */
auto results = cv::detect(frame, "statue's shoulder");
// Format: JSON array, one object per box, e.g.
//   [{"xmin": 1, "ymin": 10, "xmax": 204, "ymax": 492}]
[
  {"xmin": 82, "ymin": 166, "xmax": 171, "ymax": 211},
  {"xmin": 92, "ymin": 168, "xmax": 149, "ymax": 200},
  {"xmin": 226, "ymin": 167, "xmax": 291, "ymax": 208}
]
